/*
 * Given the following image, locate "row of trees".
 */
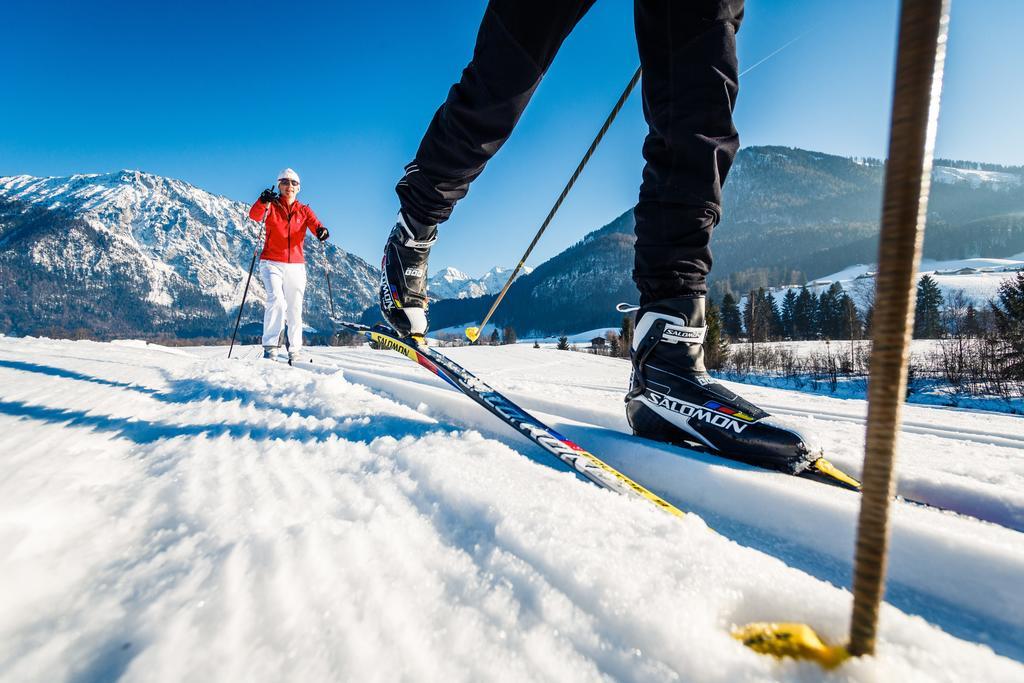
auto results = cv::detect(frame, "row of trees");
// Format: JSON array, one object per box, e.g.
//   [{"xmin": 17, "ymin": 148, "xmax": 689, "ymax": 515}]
[
  {"xmin": 407, "ymin": 272, "xmax": 1024, "ymax": 393},
  {"xmin": 720, "ymin": 282, "xmax": 865, "ymax": 342},
  {"xmin": 716, "ymin": 273, "xmax": 1012, "ymax": 343},
  {"xmin": 712, "ymin": 271, "xmax": 1024, "ymax": 392}
]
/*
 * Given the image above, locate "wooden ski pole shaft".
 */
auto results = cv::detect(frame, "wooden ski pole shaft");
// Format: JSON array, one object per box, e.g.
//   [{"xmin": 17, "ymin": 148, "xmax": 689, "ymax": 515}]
[
  {"xmin": 848, "ymin": 0, "xmax": 950, "ymax": 657},
  {"xmin": 731, "ymin": 3, "xmax": 949, "ymax": 666}
]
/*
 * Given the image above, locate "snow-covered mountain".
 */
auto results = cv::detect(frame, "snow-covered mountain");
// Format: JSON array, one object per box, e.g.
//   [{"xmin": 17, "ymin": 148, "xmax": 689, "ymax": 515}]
[
  {"xmin": 428, "ymin": 265, "xmax": 533, "ymax": 301},
  {"xmin": 0, "ymin": 171, "xmax": 378, "ymax": 338},
  {"xmin": 809, "ymin": 257, "xmax": 1024, "ymax": 307},
  {"xmin": 418, "ymin": 147, "xmax": 1024, "ymax": 335}
]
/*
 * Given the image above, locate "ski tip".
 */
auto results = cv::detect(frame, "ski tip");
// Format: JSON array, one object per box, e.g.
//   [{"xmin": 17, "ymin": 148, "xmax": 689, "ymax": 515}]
[
  {"xmin": 812, "ymin": 457, "xmax": 862, "ymax": 491},
  {"xmin": 465, "ymin": 326, "xmax": 480, "ymax": 342}
]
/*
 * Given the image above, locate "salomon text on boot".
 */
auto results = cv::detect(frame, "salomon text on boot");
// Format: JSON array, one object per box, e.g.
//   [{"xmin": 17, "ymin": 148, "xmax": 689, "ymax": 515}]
[
  {"xmin": 379, "ymin": 211, "xmax": 437, "ymax": 338},
  {"xmin": 625, "ymin": 296, "xmax": 816, "ymax": 474}
]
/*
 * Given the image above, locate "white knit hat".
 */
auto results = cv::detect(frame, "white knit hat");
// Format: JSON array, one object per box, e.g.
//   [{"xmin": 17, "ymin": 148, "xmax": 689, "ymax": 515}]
[{"xmin": 277, "ymin": 168, "xmax": 300, "ymax": 184}]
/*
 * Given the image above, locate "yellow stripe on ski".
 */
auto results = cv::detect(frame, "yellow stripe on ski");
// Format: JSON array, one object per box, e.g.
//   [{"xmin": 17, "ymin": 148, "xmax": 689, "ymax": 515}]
[
  {"xmin": 574, "ymin": 450, "xmax": 685, "ymax": 517},
  {"xmin": 370, "ymin": 331, "xmax": 422, "ymax": 362}
]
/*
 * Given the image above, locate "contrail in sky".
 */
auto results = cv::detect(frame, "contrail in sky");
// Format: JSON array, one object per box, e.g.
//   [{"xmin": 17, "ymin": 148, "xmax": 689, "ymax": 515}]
[{"xmin": 740, "ymin": 31, "xmax": 810, "ymax": 78}]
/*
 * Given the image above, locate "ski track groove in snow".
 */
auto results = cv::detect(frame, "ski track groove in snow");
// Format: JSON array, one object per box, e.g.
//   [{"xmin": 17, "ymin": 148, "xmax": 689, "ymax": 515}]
[
  {"xmin": 302, "ymin": 347, "xmax": 1024, "ymax": 533},
  {"xmin": 761, "ymin": 404, "xmax": 1024, "ymax": 450},
  {"xmin": 1, "ymin": 338, "xmax": 1022, "ymax": 682},
  {"xmin": 307, "ymin": 345, "xmax": 1024, "ymax": 650}
]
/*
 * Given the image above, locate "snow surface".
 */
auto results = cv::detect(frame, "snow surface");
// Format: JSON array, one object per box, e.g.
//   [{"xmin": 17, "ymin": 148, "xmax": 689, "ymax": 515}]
[{"xmin": 1, "ymin": 336, "xmax": 1023, "ymax": 681}]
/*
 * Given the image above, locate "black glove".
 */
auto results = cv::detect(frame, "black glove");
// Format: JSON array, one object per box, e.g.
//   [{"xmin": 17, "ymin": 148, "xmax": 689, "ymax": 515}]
[
  {"xmin": 259, "ymin": 187, "xmax": 278, "ymax": 204},
  {"xmin": 316, "ymin": 226, "xmax": 330, "ymax": 242}
]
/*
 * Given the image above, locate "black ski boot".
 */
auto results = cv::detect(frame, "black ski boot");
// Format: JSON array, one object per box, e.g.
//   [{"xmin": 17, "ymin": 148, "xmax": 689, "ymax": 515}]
[
  {"xmin": 379, "ymin": 211, "xmax": 437, "ymax": 337},
  {"xmin": 625, "ymin": 296, "xmax": 816, "ymax": 474}
]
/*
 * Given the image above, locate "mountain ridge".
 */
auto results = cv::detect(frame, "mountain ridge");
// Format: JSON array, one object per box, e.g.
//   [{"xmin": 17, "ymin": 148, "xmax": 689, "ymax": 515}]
[
  {"xmin": 389, "ymin": 146, "xmax": 1024, "ymax": 335},
  {"xmin": 428, "ymin": 265, "xmax": 534, "ymax": 301},
  {"xmin": 0, "ymin": 170, "xmax": 378, "ymax": 339},
  {"xmin": 4, "ymin": 145, "xmax": 1024, "ymax": 339}
]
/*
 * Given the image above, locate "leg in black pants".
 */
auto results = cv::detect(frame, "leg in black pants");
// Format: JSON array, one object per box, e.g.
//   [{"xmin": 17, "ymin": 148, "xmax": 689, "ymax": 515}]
[
  {"xmin": 397, "ymin": 0, "xmax": 596, "ymax": 230},
  {"xmin": 633, "ymin": 0, "xmax": 743, "ymax": 304},
  {"xmin": 397, "ymin": 0, "xmax": 743, "ymax": 303}
]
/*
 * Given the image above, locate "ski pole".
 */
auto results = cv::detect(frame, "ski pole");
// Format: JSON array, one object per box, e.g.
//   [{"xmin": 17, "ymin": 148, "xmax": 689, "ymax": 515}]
[
  {"xmin": 228, "ymin": 209, "xmax": 269, "ymax": 358},
  {"xmin": 326, "ymin": 271, "xmax": 337, "ymax": 318},
  {"xmin": 228, "ymin": 245, "xmax": 260, "ymax": 358},
  {"xmin": 848, "ymin": 0, "xmax": 949, "ymax": 657},
  {"xmin": 733, "ymin": 0, "xmax": 950, "ymax": 665},
  {"xmin": 465, "ymin": 66, "xmax": 642, "ymax": 342}
]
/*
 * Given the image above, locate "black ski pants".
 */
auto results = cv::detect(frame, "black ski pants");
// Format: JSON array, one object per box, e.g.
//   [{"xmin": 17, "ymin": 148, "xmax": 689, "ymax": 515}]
[{"xmin": 396, "ymin": 0, "xmax": 744, "ymax": 303}]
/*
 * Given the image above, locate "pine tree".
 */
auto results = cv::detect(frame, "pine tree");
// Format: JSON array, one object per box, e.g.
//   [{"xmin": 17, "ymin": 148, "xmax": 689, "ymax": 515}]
[
  {"xmin": 793, "ymin": 286, "xmax": 816, "ymax": 340},
  {"xmin": 742, "ymin": 290, "xmax": 756, "ymax": 340},
  {"xmin": 838, "ymin": 294, "xmax": 860, "ymax": 339},
  {"xmin": 741, "ymin": 289, "xmax": 781, "ymax": 342},
  {"xmin": 502, "ymin": 325, "xmax": 517, "ymax": 345},
  {"xmin": 781, "ymin": 289, "xmax": 798, "ymax": 339},
  {"xmin": 913, "ymin": 275, "xmax": 944, "ymax": 338},
  {"xmin": 490, "ymin": 329, "xmax": 501, "ymax": 345},
  {"xmin": 763, "ymin": 289, "xmax": 783, "ymax": 339},
  {"xmin": 557, "ymin": 335, "xmax": 570, "ymax": 351},
  {"xmin": 992, "ymin": 271, "xmax": 1024, "ymax": 378},
  {"xmin": 704, "ymin": 298, "xmax": 729, "ymax": 369},
  {"xmin": 619, "ymin": 316, "xmax": 634, "ymax": 358},
  {"xmin": 822, "ymin": 283, "xmax": 845, "ymax": 338},
  {"xmin": 964, "ymin": 303, "xmax": 981, "ymax": 337},
  {"xmin": 721, "ymin": 292, "xmax": 742, "ymax": 338},
  {"xmin": 608, "ymin": 334, "xmax": 620, "ymax": 358}
]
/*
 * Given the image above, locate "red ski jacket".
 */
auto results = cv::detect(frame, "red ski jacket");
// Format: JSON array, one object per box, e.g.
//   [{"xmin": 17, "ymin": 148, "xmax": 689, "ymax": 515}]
[{"xmin": 249, "ymin": 199, "xmax": 323, "ymax": 263}]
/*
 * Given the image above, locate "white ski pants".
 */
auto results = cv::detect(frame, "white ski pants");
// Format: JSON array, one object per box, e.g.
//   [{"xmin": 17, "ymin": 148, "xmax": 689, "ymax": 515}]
[{"xmin": 259, "ymin": 259, "xmax": 306, "ymax": 350}]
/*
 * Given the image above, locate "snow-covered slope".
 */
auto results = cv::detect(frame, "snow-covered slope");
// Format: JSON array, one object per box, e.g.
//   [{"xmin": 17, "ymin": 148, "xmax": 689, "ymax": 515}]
[
  {"xmin": 932, "ymin": 166, "xmax": 1023, "ymax": 190},
  {"xmin": 2, "ymin": 335, "xmax": 1022, "ymax": 681},
  {"xmin": 428, "ymin": 265, "xmax": 533, "ymax": 301},
  {"xmin": 0, "ymin": 172, "xmax": 377, "ymax": 337},
  {"xmin": 759, "ymin": 256, "xmax": 1024, "ymax": 310}
]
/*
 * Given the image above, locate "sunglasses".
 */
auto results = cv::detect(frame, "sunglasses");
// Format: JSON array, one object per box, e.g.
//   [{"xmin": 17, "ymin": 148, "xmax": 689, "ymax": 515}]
[{"xmin": 278, "ymin": 179, "xmax": 299, "ymax": 187}]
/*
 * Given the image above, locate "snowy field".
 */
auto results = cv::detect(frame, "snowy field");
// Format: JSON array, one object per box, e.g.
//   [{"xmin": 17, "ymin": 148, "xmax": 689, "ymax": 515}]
[
  {"xmin": 2, "ymin": 336, "xmax": 1023, "ymax": 682},
  {"xmin": 717, "ymin": 338, "xmax": 1024, "ymax": 414}
]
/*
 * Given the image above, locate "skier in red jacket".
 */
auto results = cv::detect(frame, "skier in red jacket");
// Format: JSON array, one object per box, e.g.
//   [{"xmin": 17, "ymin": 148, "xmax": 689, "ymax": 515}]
[{"xmin": 249, "ymin": 168, "xmax": 329, "ymax": 362}]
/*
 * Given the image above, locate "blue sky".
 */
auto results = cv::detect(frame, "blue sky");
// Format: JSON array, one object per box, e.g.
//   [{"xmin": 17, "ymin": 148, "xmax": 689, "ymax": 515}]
[{"xmin": 4, "ymin": 0, "xmax": 1022, "ymax": 275}]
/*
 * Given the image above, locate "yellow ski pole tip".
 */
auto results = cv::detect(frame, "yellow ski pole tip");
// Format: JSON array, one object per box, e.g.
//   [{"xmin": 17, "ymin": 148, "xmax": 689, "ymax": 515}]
[
  {"xmin": 732, "ymin": 622, "xmax": 850, "ymax": 669},
  {"xmin": 465, "ymin": 326, "xmax": 480, "ymax": 342}
]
